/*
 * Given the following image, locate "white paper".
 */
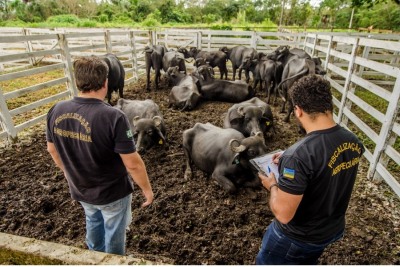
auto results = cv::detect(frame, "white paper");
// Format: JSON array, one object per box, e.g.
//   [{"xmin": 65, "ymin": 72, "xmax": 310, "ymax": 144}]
[{"xmin": 250, "ymin": 150, "xmax": 283, "ymax": 179}]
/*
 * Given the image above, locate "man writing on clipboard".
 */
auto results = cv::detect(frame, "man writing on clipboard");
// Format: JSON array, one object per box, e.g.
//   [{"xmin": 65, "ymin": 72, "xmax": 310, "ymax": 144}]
[{"xmin": 256, "ymin": 75, "xmax": 364, "ymax": 265}]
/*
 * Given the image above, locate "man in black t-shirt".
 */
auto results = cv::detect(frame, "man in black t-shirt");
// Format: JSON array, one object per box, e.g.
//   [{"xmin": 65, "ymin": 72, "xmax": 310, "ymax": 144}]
[
  {"xmin": 256, "ymin": 75, "xmax": 364, "ymax": 264},
  {"xmin": 46, "ymin": 56, "xmax": 153, "ymax": 255}
]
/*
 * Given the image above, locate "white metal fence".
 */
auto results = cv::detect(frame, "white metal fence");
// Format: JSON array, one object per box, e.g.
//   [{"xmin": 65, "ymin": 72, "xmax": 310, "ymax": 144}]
[{"xmin": 0, "ymin": 28, "xmax": 399, "ymax": 197}]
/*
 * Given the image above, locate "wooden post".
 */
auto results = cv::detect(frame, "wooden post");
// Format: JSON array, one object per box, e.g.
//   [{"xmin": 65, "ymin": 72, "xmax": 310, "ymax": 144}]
[
  {"xmin": 0, "ymin": 88, "xmax": 17, "ymax": 142},
  {"xmin": 369, "ymin": 71, "xmax": 400, "ymax": 181},
  {"xmin": 251, "ymin": 31, "xmax": 257, "ymax": 49},
  {"xmin": 57, "ymin": 34, "xmax": 77, "ymax": 97},
  {"xmin": 129, "ymin": 31, "xmax": 138, "ymax": 81},
  {"xmin": 336, "ymin": 38, "xmax": 360, "ymax": 126},
  {"xmin": 196, "ymin": 31, "xmax": 202, "ymax": 50},
  {"xmin": 105, "ymin": 30, "xmax": 112, "ymax": 54},
  {"xmin": 23, "ymin": 28, "xmax": 36, "ymax": 66}
]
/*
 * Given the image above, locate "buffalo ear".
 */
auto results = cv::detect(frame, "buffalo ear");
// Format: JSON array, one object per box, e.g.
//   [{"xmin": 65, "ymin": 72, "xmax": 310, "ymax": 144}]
[
  {"xmin": 133, "ymin": 116, "xmax": 140, "ymax": 127},
  {"xmin": 229, "ymin": 139, "xmax": 246, "ymax": 153},
  {"xmin": 152, "ymin": 116, "xmax": 163, "ymax": 127}
]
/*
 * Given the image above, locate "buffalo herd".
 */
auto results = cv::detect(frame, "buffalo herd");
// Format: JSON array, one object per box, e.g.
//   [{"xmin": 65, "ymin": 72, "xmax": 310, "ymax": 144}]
[{"xmin": 105, "ymin": 45, "xmax": 326, "ymax": 193}]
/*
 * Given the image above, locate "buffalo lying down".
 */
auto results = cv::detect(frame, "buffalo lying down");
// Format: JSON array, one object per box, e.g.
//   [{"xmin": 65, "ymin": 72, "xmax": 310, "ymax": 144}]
[
  {"xmin": 166, "ymin": 66, "xmax": 201, "ymax": 111},
  {"xmin": 195, "ymin": 65, "xmax": 254, "ymax": 103},
  {"xmin": 114, "ymin": 98, "xmax": 166, "ymax": 153},
  {"xmin": 183, "ymin": 123, "xmax": 268, "ymax": 193},
  {"xmin": 224, "ymin": 97, "xmax": 274, "ymax": 137}
]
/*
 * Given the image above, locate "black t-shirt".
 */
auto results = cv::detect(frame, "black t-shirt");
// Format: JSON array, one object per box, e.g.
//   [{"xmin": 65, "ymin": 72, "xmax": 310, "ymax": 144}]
[
  {"xmin": 46, "ymin": 97, "xmax": 136, "ymax": 205},
  {"xmin": 275, "ymin": 124, "xmax": 364, "ymax": 243}
]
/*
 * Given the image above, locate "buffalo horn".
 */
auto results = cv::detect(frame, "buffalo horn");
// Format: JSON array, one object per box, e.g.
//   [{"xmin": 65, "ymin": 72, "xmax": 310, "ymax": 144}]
[
  {"xmin": 152, "ymin": 116, "xmax": 163, "ymax": 127},
  {"xmin": 133, "ymin": 116, "xmax": 140, "ymax": 126},
  {"xmin": 237, "ymin": 106, "xmax": 245, "ymax": 117},
  {"xmin": 229, "ymin": 139, "xmax": 246, "ymax": 153}
]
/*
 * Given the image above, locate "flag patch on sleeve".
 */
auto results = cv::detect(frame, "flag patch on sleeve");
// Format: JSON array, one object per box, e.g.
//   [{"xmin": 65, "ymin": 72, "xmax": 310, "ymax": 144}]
[
  {"xmin": 126, "ymin": 130, "xmax": 133, "ymax": 138},
  {"xmin": 283, "ymin": 168, "xmax": 295, "ymax": 179}
]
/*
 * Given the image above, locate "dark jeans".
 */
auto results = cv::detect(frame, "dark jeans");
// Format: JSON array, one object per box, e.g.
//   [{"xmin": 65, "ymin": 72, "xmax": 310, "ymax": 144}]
[{"xmin": 256, "ymin": 220, "xmax": 344, "ymax": 265}]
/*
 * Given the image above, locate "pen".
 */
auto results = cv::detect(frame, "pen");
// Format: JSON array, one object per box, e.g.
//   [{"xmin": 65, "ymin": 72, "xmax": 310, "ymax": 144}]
[{"xmin": 267, "ymin": 166, "xmax": 271, "ymax": 174}]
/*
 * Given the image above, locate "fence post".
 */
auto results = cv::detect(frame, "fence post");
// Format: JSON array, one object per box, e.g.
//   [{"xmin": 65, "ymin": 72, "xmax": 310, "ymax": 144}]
[
  {"xmin": 105, "ymin": 30, "xmax": 112, "ymax": 53},
  {"xmin": 129, "ymin": 31, "xmax": 138, "ymax": 81},
  {"xmin": 196, "ymin": 31, "xmax": 202, "ymax": 50},
  {"xmin": 311, "ymin": 34, "xmax": 318, "ymax": 57},
  {"xmin": 0, "ymin": 89, "xmax": 17, "ymax": 142},
  {"xmin": 23, "ymin": 28, "xmax": 36, "ymax": 66},
  {"xmin": 358, "ymin": 45, "xmax": 370, "ymax": 78},
  {"xmin": 151, "ymin": 30, "xmax": 157, "ymax": 46},
  {"xmin": 336, "ymin": 38, "xmax": 360, "ymax": 125},
  {"xmin": 57, "ymin": 34, "xmax": 77, "ymax": 97},
  {"xmin": 251, "ymin": 31, "xmax": 257, "ymax": 49},
  {"xmin": 324, "ymin": 35, "xmax": 333, "ymax": 72},
  {"xmin": 368, "ymin": 72, "xmax": 400, "ymax": 181}
]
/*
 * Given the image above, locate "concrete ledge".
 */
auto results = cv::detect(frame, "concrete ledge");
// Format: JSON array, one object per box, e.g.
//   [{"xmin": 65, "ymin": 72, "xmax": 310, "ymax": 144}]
[{"xmin": 0, "ymin": 232, "xmax": 161, "ymax": 265}]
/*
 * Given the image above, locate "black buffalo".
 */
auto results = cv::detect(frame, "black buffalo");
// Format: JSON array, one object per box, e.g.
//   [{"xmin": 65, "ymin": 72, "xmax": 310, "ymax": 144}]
[
  {"xmin": 184, "ymin": 47, "xmax": 228, "ymax": 80},
  {"xmin": 166, "ymin": 66, "xmax": 201, "ymax": 111},
  {"xmin": 183, "ymin": 123, "xmax": 268, "ymax": 193},
  {"xmin": 224, "ymin": 97, "xmax": 274, "ymax": 137},
  {"xmin": 220, "ymin": 45, "xmax": 257, "ymax": 82},
  {"xmin": 101, "ymin": 53, "xmax": 125, "ymax": 104},
  {"xmin": 114, "ymin": 98, "xmax": 166, "ymax": 153},
  {"xmin": 248, "ymin": 56, "xmax": 280, "ymax": 104},
  {"xmin": 144, "ymin": 44, "xmax": 168, "ymax": 91},
  {"xmin": 194, "ymin": 65, "xmax": 254, "ymax": 103},
  {"xmin": 277, "ymin": 57, "xmax": 325, "ymax": 122}
]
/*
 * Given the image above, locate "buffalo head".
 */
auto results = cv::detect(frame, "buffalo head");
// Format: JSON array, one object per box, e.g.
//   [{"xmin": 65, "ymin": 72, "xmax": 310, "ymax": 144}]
[{"xmin": 132, "ymin": 115, "xmax": 166, "ymax": 153}]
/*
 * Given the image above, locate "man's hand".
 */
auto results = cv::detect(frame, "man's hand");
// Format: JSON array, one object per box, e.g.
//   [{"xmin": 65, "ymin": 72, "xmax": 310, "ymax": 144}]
[
  {"xmin": 258, "ymin": 172, "xmax": 278, "ymax": 192},
  {"xmin": 141, "ymin": 190, "xmax": 154, "ymax": 207},
  {"xmin": 272, "ymin": 152, "xmax": 282, "ymax": 165}
]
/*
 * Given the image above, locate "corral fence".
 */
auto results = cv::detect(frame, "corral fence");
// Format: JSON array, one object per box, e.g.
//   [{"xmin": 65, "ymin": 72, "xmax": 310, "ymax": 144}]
[{"xmin": 0, "ymin": 27, "xmax": 399, "ymax": 198}]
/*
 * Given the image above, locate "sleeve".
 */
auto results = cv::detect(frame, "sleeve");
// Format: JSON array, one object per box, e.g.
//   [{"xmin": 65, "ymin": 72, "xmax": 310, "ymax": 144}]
[
  {"xmin": 277, "ymin": 155, "xmax": 311, "ymax": 195},
  {"xmin": 46, "ymin": 106, "xmax": 55, "ymax": 143},
  {"xmin": 114, "ymin": 113, "xmax": 136, "ymax": 154}
]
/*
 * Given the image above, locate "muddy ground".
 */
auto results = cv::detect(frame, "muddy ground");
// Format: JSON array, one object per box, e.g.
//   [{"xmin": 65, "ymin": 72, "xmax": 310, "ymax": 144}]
[{"xmin": 0, "ymin": 76, "xmax": 399, "ymax": 264}]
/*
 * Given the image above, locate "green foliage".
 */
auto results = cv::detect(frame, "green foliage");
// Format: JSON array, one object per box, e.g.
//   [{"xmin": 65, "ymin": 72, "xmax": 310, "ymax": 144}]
[
  {"xmin": 77, "ymin": 19, "xmax": 97, "ymax": 27},
  {"xmin": 47, "ymin": 14, "xmax": 80, "ymax": 24},
  {"xmin": 210, "ymin": 23, "xmax": 233, "ymax": 30},
  {"xmin": 141, "ymin": 12, "xmax": 161, "ymax": 27},
  {"xmin": 203, "ymin": 14, "xmax": 218, "ymax": 24},
  {"xmin": 1, "ymin": 0, "xmax": 398, "ymax": 30}
]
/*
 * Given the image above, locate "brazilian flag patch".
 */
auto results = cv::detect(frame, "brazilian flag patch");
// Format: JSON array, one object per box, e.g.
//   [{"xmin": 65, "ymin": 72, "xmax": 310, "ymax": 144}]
[
  {"xmin": 283, "ymin": 168, "xmax": 295, "ymax": 179},
  {"xmin": 126, "ymin": 129, "xmax": 133, "ymax": 138}
]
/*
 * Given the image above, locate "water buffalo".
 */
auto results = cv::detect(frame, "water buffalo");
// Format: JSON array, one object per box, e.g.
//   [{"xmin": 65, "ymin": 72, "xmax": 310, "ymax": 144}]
[
  {"xmin": 114, "ymin": 98, "xmax": 166, "ymax": 153},
  {"xmin": 183, "ymin": 123, "xmax": 268, "ymax": 193},
  {"xmin": 166, "ymin": 66, "xmax": 201, "ymax": 111},
  {"xmin": 248, "ymin": 56, "xmax": 279, "ymax": 104},
  {"xmin": 144, "ymin": 44, "xmax": 168, "ymax": 91},
  {"xmin": 224, "ymin": 97, "xmax": 274, "ymax": 137},
  {"xmin": 289, "ymin": 48, "xmax": 312, "ymax": 59},
  {"xmin": 277, "ymin": 57, "xmax": 325, "ymax": 122},
  {"xmin": 194, "ymin": 64, "xmax": 254, "ymax": 103},
  {"xmin": 185, "ymin": 47, "xmax": 228, "ymax": 80},
  {"xmin": 162, "ymin": 50, "xmax": 186, "ymax": 73},
  {"xmin": 101, "ymin": 53, "xmax": 125, "ymax": 104},
  {"xmin": 220, "ymin": 45, "xmax": 257, "ymax": 82}
]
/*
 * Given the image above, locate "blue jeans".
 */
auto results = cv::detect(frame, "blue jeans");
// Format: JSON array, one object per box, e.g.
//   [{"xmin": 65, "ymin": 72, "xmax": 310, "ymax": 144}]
[
  {"xmin": 256, "ymin": 220, "xmax": 344, "ymax": 265},
  {"xmin": 79, "ymin": 194, "xmax": 132, "ymax": 255}
]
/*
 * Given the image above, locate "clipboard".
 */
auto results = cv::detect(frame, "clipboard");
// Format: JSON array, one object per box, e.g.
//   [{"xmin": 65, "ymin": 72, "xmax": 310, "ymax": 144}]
[{"xmin": 250, "ymin": 149, "xmax": 283, "ymax": 180}]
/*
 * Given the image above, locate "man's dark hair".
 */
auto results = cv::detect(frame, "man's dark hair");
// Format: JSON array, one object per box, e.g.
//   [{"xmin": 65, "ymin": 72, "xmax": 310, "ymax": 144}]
[
  {"xmin": 289, "ymin": 75, "xmax": 333, "ymax": 115},
  {"xmin": 73, "ymin": 56, "xmax": 108, "ymax": 93}
]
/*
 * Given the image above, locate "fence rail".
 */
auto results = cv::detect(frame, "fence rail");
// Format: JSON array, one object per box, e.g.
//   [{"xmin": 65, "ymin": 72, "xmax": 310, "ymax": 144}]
[{"xmin": 0, "ymin": 27, "xmax": 399, "ymax": 197}]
